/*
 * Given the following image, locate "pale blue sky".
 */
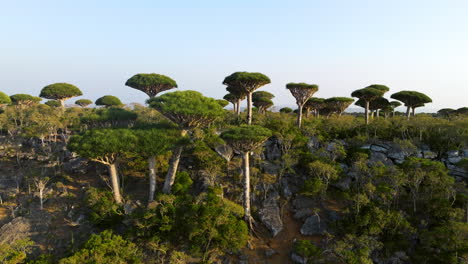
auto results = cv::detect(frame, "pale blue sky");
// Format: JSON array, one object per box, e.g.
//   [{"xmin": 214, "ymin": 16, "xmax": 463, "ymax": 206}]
[{"xmin": 1, "ymin": 0, "xmax": 467, "ymax": 111}]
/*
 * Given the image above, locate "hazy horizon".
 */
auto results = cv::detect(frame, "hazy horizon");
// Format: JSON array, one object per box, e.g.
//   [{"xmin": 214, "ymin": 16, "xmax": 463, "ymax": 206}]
[{"xmin": 1, "ymin": 1, "xmax": 467, "ymax": 111}]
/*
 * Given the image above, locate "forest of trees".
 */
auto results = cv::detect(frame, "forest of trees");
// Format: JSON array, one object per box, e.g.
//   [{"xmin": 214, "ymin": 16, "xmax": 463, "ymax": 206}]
[{"xmin": 0, "ymin": 72, "xmax": 467, "ymax": 264}]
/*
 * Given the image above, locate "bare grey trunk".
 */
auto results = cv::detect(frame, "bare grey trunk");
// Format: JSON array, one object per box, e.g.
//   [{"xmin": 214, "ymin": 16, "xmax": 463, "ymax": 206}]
[
  {"xmin": 406, "ymin": 106, "xmax": 411, "ymax": 120},
  {"xmin": 297, "ymin": 105, "xmax": 303, "ymax": 128},
  {"xmin": 39, "ymin": 188, "xmax": 44, "ymax": 210},
  {"xmin": 247, "ymin": 92, "xmax": 253, "ymax": 125},
  {"xmin": 365, "ymin": 101, "xmax": 370, "ymax": 125},
  {"xmin": 148, "ymin": 156, "xmax": 157, "ymax": 203},
  {"xmin": 376, "ymin": 109, "xmax": 380, "ymax": 118},
  {"xmin": 411, "ymin": 107, "xmax": 415, "ymax": 117},
  {"xmin": 108, "ymin": 163, "xmax": 122, "ymax": 204},
  {"xmin": 59, "ymin": 99, "xmax": 65, "ymax": 110},
  {"xmin": 236, "ymin": 99, "xmax": 241, "ymax": 115},
  {"xmin": 242, "ymin": 152, "xmax": 252, "ymax": 227},
  {"xmin": 162, "ymin": 146, "xmax": 183, "ymax": 194}
]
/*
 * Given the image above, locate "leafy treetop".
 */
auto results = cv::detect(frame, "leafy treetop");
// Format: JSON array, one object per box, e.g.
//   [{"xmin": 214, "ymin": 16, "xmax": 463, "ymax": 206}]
[
  {"xmin": 220, "ymin": 125, "xmax": 272, "ymax": 153},
  {"xmin": 132, "ymin": 128, "xmax": 183, "ymax": 157},
  {"xmin": 223, "ymin": 72, "xmax": 271, "ymax": 93},
  {"xmin": 95, "ymin": 95, "xmax": 123, "ymax": 107},
  {"xmin": 148, "ymin": 90, "xmax": 225, "ymax": 129},
  {"xmin": 0, "ymin": 91, "xmax": 11, "ymax": 104},
  {"xmin": 351, "ymin": 87, "xmax": 385, "ymax": 102},
  {"xmin": 355, "ymin": 97, "xmax": 389, "ymax": 110},
  {"xmin": 39, "ymin": 83, "xmax": 83, "ymax": 100},
  {"xmin": 226, "ymin": 86, "xmax": 247, "ymax": 100},
  {"xmin": 390, "ymin": 91, "xmax": 432, "ymax": 108},
  {"xmin": 216, "ymin": 99, "xmax": 229, "ymax": 108},
  {"xmin": 252, "ymin": 91, "xmax": 275, "ymax": 100},
  {"xmin": 125, "ymin": 73, "xmax": 177, "ymax": 98},
  {"xmin": 75, "ymin": 99, "xmax": 93, "ymax": 107},
  {"xmin": 45, "ymin": 100, "xmax": 62, "ymax": 108},
  {"xmin": 286, "ymin": 82, "xmax": 319, "ymax": 106}
]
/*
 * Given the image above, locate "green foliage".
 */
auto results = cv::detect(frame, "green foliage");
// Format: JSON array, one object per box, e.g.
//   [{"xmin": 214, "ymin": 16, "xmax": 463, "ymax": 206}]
[
  {"xmin": 0, "ymin": 91, "xmax": 12, "ymax": 104},
  {"xmin": 59, "ymin": 230, "xmax": 142, "ymax": 264},
  {"xmin": 148, "ymin": 90, "xmax": 225, "ymax": 129},
  {"xmin": 85, "ymin": 188, "xmax": 124, "ymax": 227},
  {"xmin": 75, "ymin": 99, "xmax": 93, "ymax": 107},
  {"xmin": 10, "ymin": 94, "xmax": 42, "ymax": 105},
  {"xmin": 286, "ymin": 82, "xmax": 319, "ymax": 90},
  {"xmin": 216, "ymin": 99, "xmax": 229, "ymax": 108},
  {"xmin": 95, "ymin": 95, "xmax": 123, "ymax": 107},
  {"xmin": 220, "ymin": 125, "xmax": 272, "ymax": 152},
  {"xmin": 0, "ymin": 239, "xmax": 34, "ymax": 264},
  {"xmin": 351, "ymin": 86, "xmax": 385, "ymax": 102},
  {"xmin": 44, "ymin": 100, "xmax": 61, "ymax": 108},
  {"xmin": 294, "ymin": 240, "xmax": 322, "ymax": 259},
  {"xmin": 40, "ymin": 83, "xmax": 82, "ymax": 100},
  {"xmin": 80, "ymin": 108, "xmax": 138, "ymax": 128},
  {"xmin": 324, "ymin": 97, "xmax": 355, "ymax": 114},
  {"xmin": 171, "ymin": 171, "xmax": 193, "ymax": 195},
  {"xmin": 132, "ymin": 127, "xmax": 181, "ymax": 157},
  {"xmin": 125, "ymin": 73, "xmax": 177, "ymax": 97}
]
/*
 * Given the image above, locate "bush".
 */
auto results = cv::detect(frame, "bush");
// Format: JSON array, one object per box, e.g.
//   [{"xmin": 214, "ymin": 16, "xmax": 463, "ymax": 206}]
[
  {"xmin": 85, "ymin": 188, "xmax": 124, "ymax": 227},
  {"xmin": 59, "ymin": 230, "xmax": 143, "ymax": 264}
]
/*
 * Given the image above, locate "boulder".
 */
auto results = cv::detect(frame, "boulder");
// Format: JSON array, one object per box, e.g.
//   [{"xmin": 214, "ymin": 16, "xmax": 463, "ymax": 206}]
[
  {"xmin": 293, "ymin": 208, "xmax": 314, "ymax": 220},
  {"xmin": 291, "ymin": 252, "xmax": 307, "ymax": 264},
  {"xmin": 259, "ymin": 193, "xmax": 283, "ymax": 237},
  {"xmin": 370, "ymin": 143, "xmax": 391, "ymax": 153},
  {"xmin": 369, "ymin": 152, "xmax": 393, "ymax": 166},
  {"xmin": 0, "ymin": 217, "xmax": 32, "ymax": 244},
  {"xmin": 264, "ymin": 137, "xmax": 282, "ymax": 160},
  {"xmin": 300, "ymin": 214, "xmax": 327, "ymax": 236},
  {"xmin": 293, "ymin": 196, "xmax": 315, "ymax": 210},
  {"xmin": 63, "ymin": 157, "xmax": 89, "ymax": 174}
]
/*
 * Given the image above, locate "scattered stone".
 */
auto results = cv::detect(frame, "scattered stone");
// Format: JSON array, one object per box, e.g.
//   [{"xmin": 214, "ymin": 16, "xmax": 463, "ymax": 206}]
[
  {"xmin": 370, "ymin": 143, "xmax": 390, "ymax": 153},
  {"xmin": 291, "ymin": 252, "xmax": 307, "ymax": 264},
  {"xmin": 293, "ymin": 196, "xmax": 315, "ymax": 210},
  {"xmin": 293, "ymin": 208, "xmax": 313, "ymax": 220},
  {"xmin": 264, "ymin": 137, "xmax": 282, "ymax": 160},
  {"xmin": 300, "ymin": 214, "xmax": 327, "ymax": 236},
  {"xmin": 265, "ymin": 248, "xmax": 277, "ymax": 258}
]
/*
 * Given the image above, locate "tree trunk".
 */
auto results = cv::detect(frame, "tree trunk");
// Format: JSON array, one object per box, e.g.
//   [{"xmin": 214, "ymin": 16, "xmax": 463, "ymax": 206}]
[
  {"xmin": 236, "ymin": 99, "xmax": 241, "ymax": 115},
  {"xmin": 406, "ymin": 106, "xmax": 411, "ymax": 120},
  {"xmin": 242, "ymin": 152, "xmax": 252, "ymax": 227},
  {"xmin": 162, "ymin": 129, "xmax": 187, "ymax": 194},
  {"xmin": 231, "ymin": 103, "xmax": 236, "ymax": 113},
  {"xmin": 365, "ymin": 101, "xmax": 370, "ymax": 125},
  {"xmin": 39, "ymin": 188, "xmax": 44, "ymax": 210},
  {"xmin": 412, "ymin": 107, "xmax": 415, "ymax": 117},
  {"xmin": 297, "ymin": 105, "xmax": 303, "ymax": 128},
  {"xmin": 376, "ymin": 109, "xmax": 380, "ymax": 118},
  {"xmin": 148, "ymin": 155, "xmax": 157, "ymax": 203},
  {"xmin": 108, "ymin": 163, "xmax": 123, "ymax": 204},
  {"xmin": 59, "ymin": 99, "xmax": 65, "ymax": 110},
  {"xmin": 247, "ymin": 92, "xmax": 253, "ymax": 125}
]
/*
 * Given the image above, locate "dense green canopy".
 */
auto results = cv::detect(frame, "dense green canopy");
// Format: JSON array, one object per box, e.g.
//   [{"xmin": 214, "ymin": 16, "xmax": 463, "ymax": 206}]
[
  {"xmin": 10, "ymin": 94, "xmax": 42, "ymax": 105},
  {"xmin": 75, "ymin": 99, "xmax": 93, "ymax": 107},
  {"xmin": 390, "ymin": 91, "xmax": 432, "ymax": 108},
  {"xmin": 40, "ymin": 83, "xmax": 83, "ymax": 100},
  {"xmin": 223, "ymin": 93, "xmax": 237, "ymax": 104},
  {"xmin": 366, "ymin": 84, "xmax": 390, "ymax": 93},
  {"xmin": 95, "ymin": 95, "xmax": 123, "ymax": 107},
  {"xmin": 132, "ymin": 128, "xmax": 182, "ymax": 157},
  {"xmin": 226, "ymin": 86, "xmax": 247, "ymax": 100},
  {"xmin": 125, "ymin": 73, "xmax": 178, "ymax": 98},
  {"xmin": 390, "ymin": 101, "xmax": 402, "ymax": 108},
  {"xmin": 45, "ymin": 100, "xmax": 62, "ymax": 108},
  {"xmin": 305, "ymin": 97, "xmax": 326, "ymax": 110},
  {"xmin": 148, "ymin": 90, "xmax": 224, "ymax": 129},
  {"xmin": 220, "ymin": 125, "xmax": 272, "ymax": 153},
  {"xmin": 252, "ymin": 91, "xmax": 274, "ymax": 113},
  {"xmin": 0, "ymin": 91, "xmax": 11, "ymax": 104},
  {"xmin": 355, "ymin": 97, "xmax": 389, "ymax": 111},
  {"xmin": 455, "ymin": 107, "xmax": 468, "ymax": 115},
  {"xmin": 222, "ymin": 72, "xmax": 271, "ymax": 93},
  {"xmin": 286, "ymin": 82, "xmax": 319, "ymax": 106},
  {"xmin": 252, "ymin": 91, "xmax": 275, "ymax": 100},
  {"xmin": 324, "ymin": 97, "xmax": 354, "ymax": 114},
  {"xmin": 437, "ymin": 108, "xmax": 455, "ymax": 117}
]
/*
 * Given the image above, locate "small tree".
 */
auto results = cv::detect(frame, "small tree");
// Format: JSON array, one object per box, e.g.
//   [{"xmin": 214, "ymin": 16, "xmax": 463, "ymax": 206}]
[
  {"xmin": 351, "ymin": 85, "xmax": 389, "ymax": 124},
  {"xmin": 44, "ymin": 100, "xmax": 61, "ymax": 108},
  {"xmin": 148, "ymin": 90, "xmax": 224, "ymax": 193},
  {"xmin": 75, "ymin": 99, "xmax": 93, "ymax": 107},
  {"xmin": 220, "ymin": 125, "xmax": 272, "ymax": 226},
  {"xmin": 279, "ymin": 107, "xmax": 293, "ymax": 113},
  {"xmin": 223, "ymin": 72, "xmax": 271, "ymax": 125},
  {"xmin": 10, "ymin": 94, "xmax": 42, "ymax": 106},
  {"xmin": 389, "ymin": 101, "xmax": 402, "ymax": 117},
  {"xmin": 95, "ymin": 95, "xmax": 123, "ymax": 107},
  {"xmin": 390, "ymin": 91, "xmax": 432, "ymax": 119},
  {"xmin": 125, "ymin": 73, "xmax": 177, "ymax": 98},
  {"xmin": 355, "ymin": 97, "xmax": 389, "ymax": 118},
  {"xmin": 68, "ymin": 129, "xmax": 137, "ymax": 203},
  {"xmin": 39, "ymin": 83, "xmax": 83, "ymax": 109},
  {"xmin": 324, "ymin": 97, "xmax": 354, "ymax": 116},
  {"xmin": 286, "ymin": 83, "xmax": 319, "ymax": 127},
  {"xmin": 252, "ymin": 91, "xmax": 275, "ymax": 114},
  {"xmin": 305, "ymin": 97, "xmax": 325, "ymax": 117},
  {"xmin": 133, "ymin": 128, "xmax": 181, "ymax": 203},
  {"xmin": 225, "ymin": 86, "xmax": 247, "ymax": 115}
]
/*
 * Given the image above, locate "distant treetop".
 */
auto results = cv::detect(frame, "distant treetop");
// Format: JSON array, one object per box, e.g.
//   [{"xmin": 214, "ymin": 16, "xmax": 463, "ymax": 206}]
[
  {"xmin": 95, "ymin": 95, "xmax": 123, "ymax": 107},
  {"xmin": 40, "ymin": 83, "xmax": 83, "ymax": 100},
  {"xmin": 10, "ymin": 94, "xmax": 42, "ymax": 105},
  {"xmin": 125, "ymin": 73, "xmax": 178, "ymax": 98},
  {"xmin": 75, "ymin": 99, "xmax": 93, "ymax": 107},
  {"xmin": 223, "ymin": 72, "xmax": 271, "ymax": 93}
]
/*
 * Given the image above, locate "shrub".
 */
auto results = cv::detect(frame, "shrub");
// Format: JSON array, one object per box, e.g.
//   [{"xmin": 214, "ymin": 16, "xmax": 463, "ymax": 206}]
[{"xmin": 85, "ymin": 188, "xmax": 124, "ymax": 227}]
